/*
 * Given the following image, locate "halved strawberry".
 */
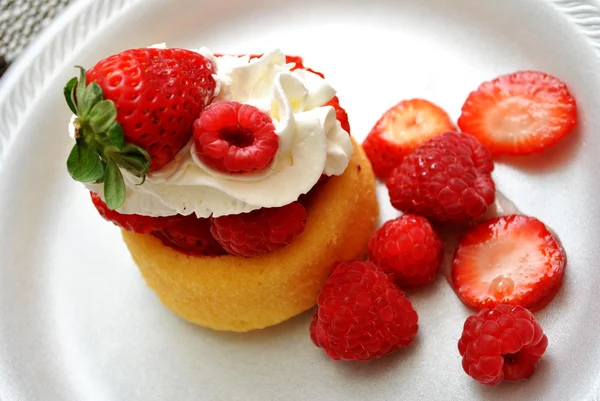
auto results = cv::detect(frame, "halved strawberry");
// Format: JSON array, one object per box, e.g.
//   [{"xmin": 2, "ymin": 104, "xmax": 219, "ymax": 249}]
[
  {"xmin": 152, "ymin": 215, "xmax": 226, "ymax": 256},
  {"xmin": 362, "ymin": 99, "xmax": 455, "ymax": 180},
  {"xmin": 458, "ymin": 70, "xmax": 577, "ymax": 156},
  {"xmin": 325, "ymin": 96, "xmax": 350, "ymax": 134},
  {"xmin": 90, "ymin": 191, "xmax": 181, "ymax": 234},
  {"xmin": 451, "ymin": 215, "xmax": 566, "ymax": 312}
]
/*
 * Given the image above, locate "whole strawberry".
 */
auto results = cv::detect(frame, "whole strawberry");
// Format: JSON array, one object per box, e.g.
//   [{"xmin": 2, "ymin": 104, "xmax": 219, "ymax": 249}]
[
  {"xmin": 458, "ymin": 304, "xmax": 548, "ymax": 385},
  {"xmin": 64, "ymin": 48, "xmax": 216, "ymax": 210},
  {"xmin": 386, "ymin": 131, "xmax": 495, "ymax": 222},
  {"xmin": 310, "ymin": 261, "xmax": 419, "ymax": 361}
]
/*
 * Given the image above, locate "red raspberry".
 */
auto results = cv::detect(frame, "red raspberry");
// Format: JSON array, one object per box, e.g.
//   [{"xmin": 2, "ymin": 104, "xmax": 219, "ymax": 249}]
[
  {"xmin": 310, "ymin": 261, "xmax": 419, "ymax": 361},
  {"xmin": 368, "ymin": 214, "xmax": 443, "ymax": 287},
  {"xmin": 152, "ymin": 215, "xmax": 226, "ymax": 256},
  {"xmin": 193, "ymin": 101, "xmax": 279, "ymax": 173},
  {"xmin": 386, "ymin": 131, "xmax": 495, "ymax": 222},
  {"xmin": 210, "ymin": 202, "xmax": 307, "ymax": 257},
  {"xmin": 458, "ymin": 304, "xmax": 548, "ymax": 385},
  {"xmin": 90, "ymin": 192, "xmax": 178, "ymax": 234}
]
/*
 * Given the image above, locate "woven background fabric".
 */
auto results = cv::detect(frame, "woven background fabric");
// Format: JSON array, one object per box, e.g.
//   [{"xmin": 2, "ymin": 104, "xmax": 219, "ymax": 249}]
[{"xmin": 0, "ymin": 0, "xmax": 72, "ymax": 76}]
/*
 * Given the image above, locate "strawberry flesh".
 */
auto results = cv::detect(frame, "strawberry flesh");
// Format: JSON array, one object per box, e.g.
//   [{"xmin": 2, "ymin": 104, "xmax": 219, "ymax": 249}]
[
  {"xmin": 458, "ymin": 70, "xmax": 577, "ymax": 156},
  {"xmin": 152, "ymin": 215, "xmax": 226, "ymax": 256},
  {"xmin": 451, "ymin": 214, "xmax": 566, "ymax": 311},
  {"xmin": 86, "ymin": 48, "xmax": 217, "ymax": 172},
  {"xmin": 363, "ymin": 98, "xmax": 455, "ymax": 179}
]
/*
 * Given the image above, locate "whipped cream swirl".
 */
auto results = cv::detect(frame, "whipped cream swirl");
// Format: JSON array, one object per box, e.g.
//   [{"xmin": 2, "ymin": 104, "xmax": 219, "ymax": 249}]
[{"xmin": 82, "ymin": 47, "xmax": 353, "ymax": 217}]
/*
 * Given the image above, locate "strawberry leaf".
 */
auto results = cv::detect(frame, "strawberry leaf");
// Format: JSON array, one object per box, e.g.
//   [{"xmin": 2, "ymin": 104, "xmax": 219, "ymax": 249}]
[
  {"xmin": 88, "ymin": 99, "xmax": 117, "ymax": 133},
  {"xmin": 65, "ymin": 65, "xmax": 151, "ymax": 207},
  {"xmin": 79, "ymin": 82, "xmax": 103, "ymax": 118},
  {"xmin": 111, "ymin": 145, "xmax": 150, "ymax": 181},
  {"xmin": 104, "ymin": 159, "xmax": 126, "ymax": 210},
  {"xmin": 93, "ymin": 160, "xmax": 107, "ymax": 184},
  {"xmin": 64, "ymin": 77, "xmax": 78, "ymax": 115},
  {"xmin": 67, "ymin": 139, "xmax": 104, "ymax": 182},
  {"xmin": 75, "ymin": 66, "xmax": 87, "ymax": 110},
  {"xmin": 107, "ymin": 123, "xmax": 125, "ymax": 148}
]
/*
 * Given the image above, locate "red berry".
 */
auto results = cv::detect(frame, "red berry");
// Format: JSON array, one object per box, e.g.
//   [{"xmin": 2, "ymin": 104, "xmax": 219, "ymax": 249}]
[
  {"xmin": 285, "ymin": 55, "xmax": 306, "ymax": 70},
  {"xmin": 87, "ymin": 48, "xmax": 216, "ymax": 171},
  {"xmin": 285, "ymin": 54, "xmax": 326, "ymax": 81},
  {"xmin": 363, "ymin": 99, "xmax": 455, "ymax": 179},
  {"xmin": 210, "ymin": 202, "xmax": 307, "ymax": 257},
  {"xmin": 458, "ymin": 70, "xmax": 577, "ymax": 156},
  {"xmin": 458, "ymin": 304, "xmax": 548, "ymax": 385},
  {"xmin": 369, "ymin": 214, "xmax": 443, "ymax": 287},
  {"xmin": 386, "ymin": 131, "xmax": 496, "ymax": 222},
  {"xmin": 90, "ymin": 192, "xmax": 179, "ymax": 234},
  {"xmin": 152, "ymin": 215, "xmax": 226, "ymax": 256},
  {"xmin": 310, "ymin": 261, "xmax": 419, "ymax": 361},
  {"xmin": 452, "ymin": 215, "xmax": 566, "ymax": 311},
  {"xmin": 212, "ymin": 54, "xmax": 349, "ymax": 134},
  {"xmin": 290, "ymin": 63, "xmax": 351, "ymax": 134},
  {"xmin": 193, "ymin": 101, "xmax": 279, "ymax": 173},
  {"xmin": 324, "ymin": 96, "xmax": 350, "ymax": 134}
]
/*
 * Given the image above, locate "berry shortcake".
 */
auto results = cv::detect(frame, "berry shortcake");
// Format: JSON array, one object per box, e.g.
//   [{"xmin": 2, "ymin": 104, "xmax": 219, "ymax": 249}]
[{"xmin": 64, "ymin": 45, "xmax": 378, "ymax": 332}]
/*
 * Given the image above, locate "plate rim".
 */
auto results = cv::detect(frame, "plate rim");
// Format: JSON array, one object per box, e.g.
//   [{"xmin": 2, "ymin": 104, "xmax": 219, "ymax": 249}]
[{"xmin": 0, "ymin": 0, "xmax": 599, "ymax": 398}]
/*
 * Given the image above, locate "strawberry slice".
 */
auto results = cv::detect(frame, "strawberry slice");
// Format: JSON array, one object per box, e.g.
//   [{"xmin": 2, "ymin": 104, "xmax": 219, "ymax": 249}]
[
  {"xmin": 451, "ymin": 215, "xmax": 566, "ymax": 312},
  {"xmin": 362, "ymin": 99, "xmax": 455, "ymax": 180},
  {"xmin": 458, "ymin": 71, "xmax": 577, "ymax": 156},
  {"xmin": 152, "ymin": 215, "xmax": 226, "ymax": 256}
]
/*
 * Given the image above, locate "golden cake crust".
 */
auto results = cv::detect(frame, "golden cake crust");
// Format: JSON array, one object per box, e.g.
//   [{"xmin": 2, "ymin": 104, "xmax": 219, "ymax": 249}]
[{"xmin": 121, "ymin": 139, "xmax": 378, "ymax": 332}]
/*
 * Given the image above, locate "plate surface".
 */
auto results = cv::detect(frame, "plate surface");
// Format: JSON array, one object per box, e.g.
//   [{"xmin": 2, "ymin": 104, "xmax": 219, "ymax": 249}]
[{"xmin": 1, "ymin": 0, "xmax": 600, "ymax": 400}]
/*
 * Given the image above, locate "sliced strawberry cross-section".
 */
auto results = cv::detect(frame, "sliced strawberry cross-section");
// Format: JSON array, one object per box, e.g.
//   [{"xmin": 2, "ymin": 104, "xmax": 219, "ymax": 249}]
[
  {"xmin": 451, "ymin": 214, "xmax": 566, "ymax": 311},
  {"xmin": 363, "ymin": 98, "xmax": 455, "ymax": 180},
  {"xmin": 458, "ymin": 70, "xmax": 577, "ymax": 156}
]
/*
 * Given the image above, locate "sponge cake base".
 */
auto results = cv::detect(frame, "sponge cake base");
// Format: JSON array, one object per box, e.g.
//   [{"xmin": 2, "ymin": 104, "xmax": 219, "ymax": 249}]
[{"xmin": 121, "ymin": 140, "xmax": 378, "ymax": 332}]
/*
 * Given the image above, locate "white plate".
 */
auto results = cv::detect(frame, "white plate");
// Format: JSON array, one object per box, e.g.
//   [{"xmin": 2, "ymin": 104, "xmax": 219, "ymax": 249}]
[{"xmin": 1, "ymin": 0, "xmax": 599, "ymax": 399}]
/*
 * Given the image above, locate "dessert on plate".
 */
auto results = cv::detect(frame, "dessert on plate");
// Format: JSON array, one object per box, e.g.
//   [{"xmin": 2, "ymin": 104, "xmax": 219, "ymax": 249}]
[
  {"xmin": 64, "ymin": 44, "xmax": 378, "ymax": 332},
  {"xmin": 64, "ymin": 39, "xmax": 577, "ymax": 388}
]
